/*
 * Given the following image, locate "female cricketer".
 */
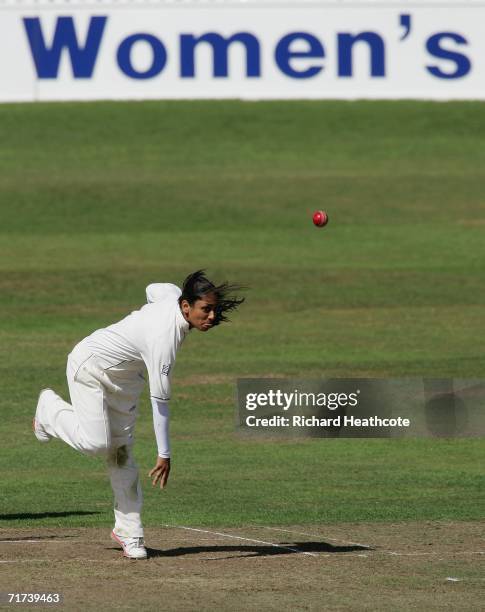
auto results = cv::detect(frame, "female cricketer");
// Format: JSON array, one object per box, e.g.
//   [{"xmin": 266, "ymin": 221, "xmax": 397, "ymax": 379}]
[{"xmin": 33, "ymin": 270, "xmax": 244, "ymax": 560}]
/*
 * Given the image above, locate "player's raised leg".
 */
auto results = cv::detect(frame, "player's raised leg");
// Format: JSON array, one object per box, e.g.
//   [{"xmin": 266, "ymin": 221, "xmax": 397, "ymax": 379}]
[{"xmin": 33, "ymin": 346, "xmax": 112, "ymax": 456}]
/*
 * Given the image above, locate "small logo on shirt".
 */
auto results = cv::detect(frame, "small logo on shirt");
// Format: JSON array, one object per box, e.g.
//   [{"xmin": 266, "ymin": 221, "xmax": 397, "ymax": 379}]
[{"xmin": 161, "ymin": 364, "xmax": 171, "ymax": 376}]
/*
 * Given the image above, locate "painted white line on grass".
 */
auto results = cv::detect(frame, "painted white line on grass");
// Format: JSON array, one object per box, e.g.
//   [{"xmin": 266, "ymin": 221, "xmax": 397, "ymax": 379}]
[
  {"xmin": 0, "ymin": 559, "xmax": 106, "ymax": 564},
  {"xmin": 0, "ymin": 540, "xmax": 80, "ymax": 544},
  {"xmin": 163, "ymin": 525, "xmax": 319, "ymax": 558},
  {"xmin": 388, "ymin": 551, "xmax": 434, "ymax": 557},
  {"xmin": 454, "ymin": 551, "xmax": 485, "ymax": 556},
  {"xmin": 259, "ymin": 526, "xmax": 372, "ymax": 550},
  {"xmin": 387, "ymin": 550, "xmax": 485, "ymax": 557},
  {"xmin": 0, "ymin": 540, "xmax": 72, "ymax": 544},
  {"xmin": 0, "ymin": 560, "xmax": 40, "ymax": 563}
]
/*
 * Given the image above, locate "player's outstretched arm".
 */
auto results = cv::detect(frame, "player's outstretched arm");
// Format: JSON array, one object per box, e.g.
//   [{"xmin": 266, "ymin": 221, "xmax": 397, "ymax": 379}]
[{"xmin": 150, "ymin": 397, "xmax": 171, "ymax": 489}]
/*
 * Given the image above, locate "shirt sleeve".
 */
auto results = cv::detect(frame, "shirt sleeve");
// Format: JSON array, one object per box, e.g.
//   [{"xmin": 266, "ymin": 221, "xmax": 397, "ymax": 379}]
[
  {"xmin": 151, "ymin": 397, "xmax": 170, "ymax": 458},
  {"xmin": 142, "ymin": 320, "xmax": 178, "ymax": 401},
  {"xmin": 146, "ymin": 340, "xmax": 173, "ymax": 401},
  {"xmin": 140, "ymin": 299, "xmax": 182, "ymax": 401}
]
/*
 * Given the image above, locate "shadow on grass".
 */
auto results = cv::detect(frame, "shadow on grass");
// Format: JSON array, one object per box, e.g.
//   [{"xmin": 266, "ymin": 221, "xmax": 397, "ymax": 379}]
[
  {"xmin": 140, "ymin": 541, "xmax": 371, "ymax": 559},
  {"xmin": 0, "ymin": 511, "xmax": 101, "ymax": 521}
]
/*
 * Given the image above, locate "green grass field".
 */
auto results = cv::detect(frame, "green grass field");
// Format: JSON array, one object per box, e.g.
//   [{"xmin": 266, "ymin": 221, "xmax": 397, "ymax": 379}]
[{"xmin": 1, "ymin": 100, "xmax": 485, "ymax": 529}]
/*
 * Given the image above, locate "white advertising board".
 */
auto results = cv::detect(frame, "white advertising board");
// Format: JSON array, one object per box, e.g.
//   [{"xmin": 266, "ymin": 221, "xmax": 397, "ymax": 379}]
[{"xmin": 1, "ymin": 0, "xmax": 484, "ymax": 101}]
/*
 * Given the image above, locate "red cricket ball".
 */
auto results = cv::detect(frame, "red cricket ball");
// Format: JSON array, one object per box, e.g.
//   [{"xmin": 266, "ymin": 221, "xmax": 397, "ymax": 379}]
[{"xmin": 312, "ymin": 210, "xmax": 328, "ymax": 227}]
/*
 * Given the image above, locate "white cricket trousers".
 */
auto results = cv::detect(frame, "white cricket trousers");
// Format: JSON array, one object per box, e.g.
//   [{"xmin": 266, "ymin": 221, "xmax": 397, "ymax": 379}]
[{"xmin": 38, "ymin": 341, "xmax": 145, "ymax": 538}]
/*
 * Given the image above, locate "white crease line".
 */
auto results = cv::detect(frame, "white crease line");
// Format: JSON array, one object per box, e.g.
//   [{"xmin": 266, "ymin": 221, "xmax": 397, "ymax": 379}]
[
  {"xmin": 388, "ymin": 552, "xmax": 435, "ymax": 556},
  {"xmin": 0, "ymin": 540, "xmax": 75, "ymax": 544},
  {"xmin": 0, "ymin": 559, "xmax": 106, "ymax": 564},
  {"xmin": 259, "ymin": 526, "xmax": 372, "ymax": 550},
  {"xmin": 163, "ymin": 525, "xmax": 319, "ymax": 558},
  {"xmin": 387, "ymin": 551, "xmax": 485, "ymax": 557},
  {"xmin": 0, "ymin": 560, "xmax": 41, "ymax": 563}
]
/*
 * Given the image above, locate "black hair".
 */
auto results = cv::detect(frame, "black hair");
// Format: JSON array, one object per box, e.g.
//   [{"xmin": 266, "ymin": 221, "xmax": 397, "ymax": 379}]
[{"xmin": 179, "ymin": 270, "xmax": 245, "ymax": 326}]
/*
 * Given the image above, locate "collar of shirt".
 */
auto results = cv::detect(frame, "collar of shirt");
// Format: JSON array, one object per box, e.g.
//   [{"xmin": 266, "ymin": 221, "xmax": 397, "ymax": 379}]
[{"xmin": 176, "ymin": 303, "xmax": 191, "ymax": 335}]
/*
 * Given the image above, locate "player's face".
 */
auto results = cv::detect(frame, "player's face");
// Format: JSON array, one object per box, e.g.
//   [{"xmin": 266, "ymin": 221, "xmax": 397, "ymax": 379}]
[{"xmin": 181, "ymin": 293, "xmax": 217, "ymax": 331}]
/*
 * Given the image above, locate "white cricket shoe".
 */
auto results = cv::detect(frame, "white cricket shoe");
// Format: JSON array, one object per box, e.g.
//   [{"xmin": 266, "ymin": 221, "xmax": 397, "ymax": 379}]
[
  {"xmin": 111, "ymin": 530, "xmax": 148, "ymax": 560},
  {"xmin": 33, "ymin": 389, "xmax": 55, "ymax": 443}
]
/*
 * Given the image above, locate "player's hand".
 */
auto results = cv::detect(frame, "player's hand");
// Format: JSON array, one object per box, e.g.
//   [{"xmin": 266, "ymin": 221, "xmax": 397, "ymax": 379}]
[{"xmin": 148, "ymin": 457, "xmax": 171, "ymax": 489}]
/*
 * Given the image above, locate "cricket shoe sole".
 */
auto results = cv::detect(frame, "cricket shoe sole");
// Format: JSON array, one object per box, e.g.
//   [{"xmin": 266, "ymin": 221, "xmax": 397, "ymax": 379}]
[
  {"xmin": 33, "ymin": 389, "xmax": 55, "ymax": 443},
  {"xmin": 111, "ymin": 530, "xmax": 148, "ymax": 560}
]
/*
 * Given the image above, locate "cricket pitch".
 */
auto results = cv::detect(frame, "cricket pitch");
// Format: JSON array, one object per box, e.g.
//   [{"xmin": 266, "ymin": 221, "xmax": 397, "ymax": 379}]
[{"xmin": 1, "ymin": 521, "xmax": 484, "ymax": 611}]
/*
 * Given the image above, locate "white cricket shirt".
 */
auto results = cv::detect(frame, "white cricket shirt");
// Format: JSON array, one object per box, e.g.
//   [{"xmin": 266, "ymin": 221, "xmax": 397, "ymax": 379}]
[{"xmin": 84, "ymin": 283, "xmax": 190, "ymax": 401}]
